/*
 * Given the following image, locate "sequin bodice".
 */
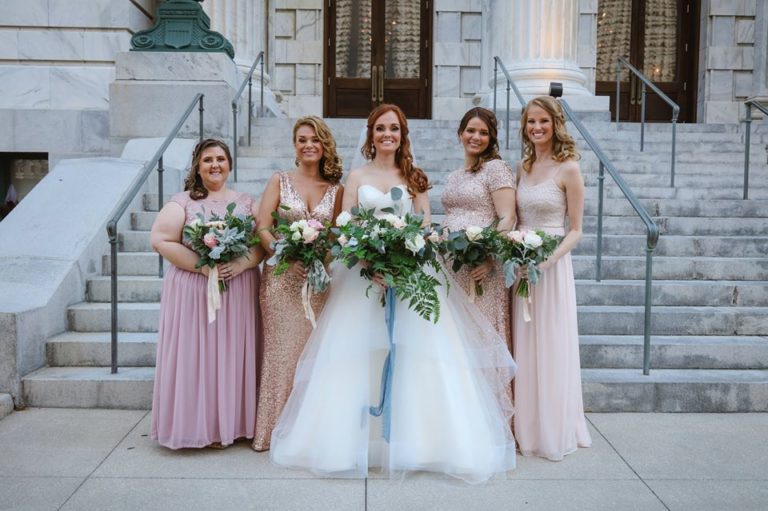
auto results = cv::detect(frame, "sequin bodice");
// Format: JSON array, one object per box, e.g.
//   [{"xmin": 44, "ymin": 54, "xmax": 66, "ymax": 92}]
[
  {"xmin": 516, "ymin": 177, "xmax": 567, "ymax": 231},
  {"xmin": 441, "ymin": 159, "xmax": 515, "ymax": 231},
  {"xmin": 277, "ymin": 171, "xmax": 339, "ymax": 224}
]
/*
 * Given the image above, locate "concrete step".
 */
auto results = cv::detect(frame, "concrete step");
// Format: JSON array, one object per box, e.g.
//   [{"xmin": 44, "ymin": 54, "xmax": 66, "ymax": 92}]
[
  {"xmin": 581, "ymin": 215, "xmax": 768, "ymax": 236},
  {"xmin": 575, "ymin": 280, "xmax": 768, "ymax": 307},
  {"xmin": 586, "ymin": 185, "xmax": 768, "ymax": 200},
  {"xmin": 47, "ymin": 331, "xmax": 157, "ymax": 366},
  {"xmin": 87, "ymin": 276, "xmax": 161, "ymax": 302},
  {"xmin": 21, "ymin": 366, "xmax": 154, "ymax": 409},
  {"xmin": 579, "ymin": 335, "xmax": 768, "ymax": 370},
  {"xmin": 581, "ymin": 368, "xmax": 768, "ymax": 412},
  {"xmin": 573, "ymin": 234, "xmax": 768, "ymax": 257},
  {"xmin": 583, "ymin": 198, "xmax": 768, "ymax": 218},
  {"xmin": 68, "ymin": 302, "xmax": 159, "ymax": 332},
  {"xmin": 577, "ymin": 305, "xmax": 768, "ymax": 336}
]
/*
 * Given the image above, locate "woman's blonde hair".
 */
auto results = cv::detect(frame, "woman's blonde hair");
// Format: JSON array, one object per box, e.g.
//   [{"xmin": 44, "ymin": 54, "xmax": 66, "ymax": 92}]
[
  {"xmin": 519, "ymin": 96, "xmax": 579, "ymax": 172},
  {"xmin": 293, "ymin": 116, "xmax": 343, "ymax": 184}
]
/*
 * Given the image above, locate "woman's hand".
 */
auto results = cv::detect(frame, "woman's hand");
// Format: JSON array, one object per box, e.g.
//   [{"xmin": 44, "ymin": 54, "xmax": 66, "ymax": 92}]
[
  {"xmin": 469, "ymin": 258, "xmax": 495, "ymax": 282},
  {"xmin": 218, "ymin": 258, "xmax": 249, "ymax": 281},
  {"xmin": 371, "ymin": 272, "xmax": 388, "ymax": 290},
  {"xmin": 289, "ymin": 261, "xmax": 308, "ymax": 279}
]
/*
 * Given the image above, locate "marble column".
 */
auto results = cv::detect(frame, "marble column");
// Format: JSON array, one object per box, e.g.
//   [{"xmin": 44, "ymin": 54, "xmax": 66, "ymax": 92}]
[{"xmin": 478, "ymin": 0, "xmax": 607, "ymax": 111}]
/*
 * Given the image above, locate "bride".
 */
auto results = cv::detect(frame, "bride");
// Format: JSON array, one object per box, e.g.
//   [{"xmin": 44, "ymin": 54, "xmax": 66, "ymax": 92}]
[{"xmin": 269, "ymin": 104, "xmax": 517, "ymax": 484}]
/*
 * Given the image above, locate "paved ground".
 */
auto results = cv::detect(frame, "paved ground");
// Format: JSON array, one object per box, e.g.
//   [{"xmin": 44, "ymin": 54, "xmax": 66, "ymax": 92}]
[{"xmin": 0, "ymin": 409, "xmax": 766, "ymax": 511}]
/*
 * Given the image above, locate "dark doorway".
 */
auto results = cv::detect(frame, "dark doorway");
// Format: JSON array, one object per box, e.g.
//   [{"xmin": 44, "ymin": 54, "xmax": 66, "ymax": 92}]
[
  {"xmin": 595, "ymin": 0, "xmax": 700, "ymax": 122},
  {"xmin": 324, "ymin": 0, "xmax": 433, "ymax": 118}
]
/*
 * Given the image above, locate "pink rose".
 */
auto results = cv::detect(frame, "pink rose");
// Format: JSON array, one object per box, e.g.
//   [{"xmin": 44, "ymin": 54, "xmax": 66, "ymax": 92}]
[
  {"xmin": 203, "ymin": 232, "xmax": 218, "ymax": 248},
  {"xmin": 307, "ymin": 219, "xmax": 323, "ymax": 230},
  {"xmin": 302, "ymin": 226, "xmax": 319, "ymax": 244}
]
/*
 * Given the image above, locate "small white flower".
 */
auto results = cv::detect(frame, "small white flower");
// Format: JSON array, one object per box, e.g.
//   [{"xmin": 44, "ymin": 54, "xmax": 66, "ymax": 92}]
[
  {"xmin": 291, "ymin": 231, "xmax": 302, "ymax": 241},
  {"xmin": 466, "ymin": 225, "xmax": 484, "ymax": 241},
  {"xmin": 405, "ymin": 234, "xmax": 426, "ymax": 254},
  {"xmin": 336, "ymin": 211, "xmax": 353, "ymax": 227},
  {"xmin": 427, "ymin": 231, "xmax": 441, "ymax": 244},
  {"xmin": 383, "ymin": 214, "xmax": 406, "ymax": 229},
  {"xmin": 523, "ymin": 231, "xmax": 543, "ymax": 248},
  {"xmin": 337, "ymin": 234, "xmax": 349, "ymax": 247},
  {"xmin": 507, "ymin": 230, "xmax": 524, "ymax": 243},
  {"xmin": 289, "ymin": 221, "xmax": 302, "ymax": 232}
]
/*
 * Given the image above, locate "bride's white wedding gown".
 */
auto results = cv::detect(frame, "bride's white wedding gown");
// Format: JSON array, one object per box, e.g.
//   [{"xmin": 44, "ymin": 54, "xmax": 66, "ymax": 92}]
[{"xmin": 269, "ymin": 185, "xmax": 517, "ymax": 483}]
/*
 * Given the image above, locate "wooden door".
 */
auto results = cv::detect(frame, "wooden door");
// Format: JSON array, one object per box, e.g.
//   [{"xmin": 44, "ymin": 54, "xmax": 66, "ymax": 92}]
[
  {"xmin": 595, "ymin": 0, "xmax": 699, "ymax": 122},
  {"xmin": 324, "ymin": 0, "xmax": 432, "ymax": 118}
]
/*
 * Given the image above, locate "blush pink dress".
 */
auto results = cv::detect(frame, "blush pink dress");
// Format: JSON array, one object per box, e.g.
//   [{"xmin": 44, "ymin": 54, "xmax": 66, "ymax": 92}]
[
  {"xmin": 512, "ymin": 169, "xmax": 592, "ymax": 461},
  {"xmin": 253, "ymin": 172, "xmax": 340, "ymax": 451},
  {"xmin": 151, "ymin": 191, "xmax": 260, "ymax": 449}
]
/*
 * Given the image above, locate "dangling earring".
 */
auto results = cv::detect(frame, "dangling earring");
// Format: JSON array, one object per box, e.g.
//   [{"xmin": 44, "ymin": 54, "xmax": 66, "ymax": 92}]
[{"xmin": 294, "ymin": 158, "xmax": 300, "ymax": 167}]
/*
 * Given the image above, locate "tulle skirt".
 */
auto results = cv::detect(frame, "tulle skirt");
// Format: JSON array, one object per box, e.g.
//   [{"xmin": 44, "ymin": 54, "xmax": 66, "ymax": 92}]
[{"xmin": 270, "ymin": 263, "xmax": 517, "ymax": 483}]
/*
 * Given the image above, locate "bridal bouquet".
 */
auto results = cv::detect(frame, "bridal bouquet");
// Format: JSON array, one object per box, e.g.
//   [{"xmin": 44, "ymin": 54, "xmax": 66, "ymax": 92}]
[
  {"xmin": 440, "ymin": 222, "xmax": 501, "ymax": 301},
  {"xmin": 183, "ymin": 202, "xmax": 260, "ymax": 322},
  {"xmin": 497, "ymin": 229, "xmax": 561, "ymax": 321},
  {"xmin": 330, "ymin": 191, "xmax": 444, "ymax": 322},
  {"xmin": 267, "ymin": 207, "xmax": 334, "ymax": 327}
]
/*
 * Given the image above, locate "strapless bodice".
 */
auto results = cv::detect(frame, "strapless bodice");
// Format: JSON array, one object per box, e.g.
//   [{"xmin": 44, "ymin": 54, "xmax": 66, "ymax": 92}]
[{"xmin": 358, "ymin": 184, "xmax": 412, "ymax": 217}]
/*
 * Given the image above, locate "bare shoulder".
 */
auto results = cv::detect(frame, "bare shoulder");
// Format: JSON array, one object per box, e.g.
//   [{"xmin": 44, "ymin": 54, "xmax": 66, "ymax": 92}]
[{"xmin": 560, "ymin": 159, "xmax": 582, "ymax": 178}]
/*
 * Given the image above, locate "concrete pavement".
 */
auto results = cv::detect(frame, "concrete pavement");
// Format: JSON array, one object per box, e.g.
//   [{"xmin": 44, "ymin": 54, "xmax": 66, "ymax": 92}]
[{"xmin": 0, "ymin": 409, "xmax": 766, "ymax": 510}]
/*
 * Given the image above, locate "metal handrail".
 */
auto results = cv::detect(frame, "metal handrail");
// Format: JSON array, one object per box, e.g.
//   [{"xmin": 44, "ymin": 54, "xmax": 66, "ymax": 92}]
[
  {"xmin": 616, "ymin": 57, "xmax": 680, "ymax": 187},
  {"xmin": 232, "ymin": 51, "xmax": 265, "ymax": 181},
  {"xmin": 492, "ymin": 56, "xmax": 526, "ymax": 154},
  {"xmin": 560, "ymin": 98, "xmax": 660, "ymax": 375},
  {"xmin": 743, "ymin": 99, "xmax": 768, "ymax": 199},
  {"xmin": 106, "ymin": 93, "xmax": 205, "ymax": 374}
]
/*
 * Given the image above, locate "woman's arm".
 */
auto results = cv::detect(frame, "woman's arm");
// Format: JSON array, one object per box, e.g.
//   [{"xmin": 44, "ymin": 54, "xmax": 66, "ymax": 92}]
[
  {"xmin": 413, "ymin": 190, "xmax": 431, "ymax": 225},
  {"xmin": 332, "ymin": 183, "xmax": 345, "ymax": 221},
  {"xmin": 150, "ymin": 202, "xmax": 209, "ymax": 275},
  {"xmin": 492, "ymin": 187, "xmax": 517, "ymax": 231},
  {"xmin": 256, "ymin": 173, "xmax": 282, "ymax": 254},
  {"xmin": 341, "ymin": 171, "xmax": 360, "ymax": 212},
  {"xmin": 539, "ymin": 160, "xmax": 584, "ymax": 271}
]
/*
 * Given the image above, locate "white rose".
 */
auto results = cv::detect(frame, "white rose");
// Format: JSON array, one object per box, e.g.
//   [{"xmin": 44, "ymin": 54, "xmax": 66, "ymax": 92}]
[
  {"xmin": 383, "ymin": 214, "xmax": 406, "ymax": 229},
  {"xmin": 427, "ymin": 231, "xmax": 441, "ymax": 244},
  {"xmin": 405, "ymin": 234, "xmax": 426, "ymax": 255},
  {"xmin": 337, "ymin": 234, "xmax": 349, "ymax": 247},
  {"xmin": 302, "ymin": 226, "xmax": 319, "ymax": 244},
  {"xmin": 336, "ymin": 210, "xmax": 353, "ymax": 227},
  {"xmin": 289, "ymin": 221, "xmax": 301, "ymax": 232},
  {"xmin": 291, "ymin": 231, "xmax": 302, "ymax": 241},
  {"xmin": 507, "ymin": 230, "xmax": 524, "ymax": 243},
  {"xmin": 465, "ymin": 226, "xmax": 484, "ymax": 242},
  {"xmin": 524, "ymin": 231, "xmax": 543, "ymax": 248}
]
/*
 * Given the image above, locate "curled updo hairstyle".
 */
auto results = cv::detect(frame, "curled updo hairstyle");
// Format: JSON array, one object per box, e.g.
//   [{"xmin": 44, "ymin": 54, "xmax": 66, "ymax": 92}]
[
  {"xmin": 362, "ymin": 103, "xmax": 430, "ymax": 195},
  {"xmin": 293, "ymin": 116, "xmax": 343, "ymax": 184},
  {"xmin": 458, "ymin": 107, "xmax": 501, "ymax": 173},
  {"xmin": 185, "ymin": 138, "xmax": 233, "ymax": 200},
  {"xmin": 519, "ymin": 96, "xmax": 579, "ymax": 173}
]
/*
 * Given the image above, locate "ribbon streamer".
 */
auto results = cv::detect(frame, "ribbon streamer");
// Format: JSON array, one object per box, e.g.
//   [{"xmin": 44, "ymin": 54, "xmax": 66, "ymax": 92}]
[
  {"xmin": 522, "ymin": 281, "xmax": 533, "ymax": 322},
  {"xmin": 468, "ymin": 280, "xmax": 476, "ymax": 303},
  {"xmin": 369, "ymin": 287, "xmax": 396, "ymax": 442},
  {"xmin": 301, "ymin": 277, "xmax": 316, "ymax": 328},
  {"xmin": 207, "ymin": 266, "xmax": 222, "ymax": 323}
]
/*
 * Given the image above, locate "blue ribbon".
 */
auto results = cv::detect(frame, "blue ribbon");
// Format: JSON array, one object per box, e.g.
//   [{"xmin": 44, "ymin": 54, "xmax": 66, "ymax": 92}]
[{"xmin": 369, "ymin": 287, "xmax": 396, "ymax": 442}]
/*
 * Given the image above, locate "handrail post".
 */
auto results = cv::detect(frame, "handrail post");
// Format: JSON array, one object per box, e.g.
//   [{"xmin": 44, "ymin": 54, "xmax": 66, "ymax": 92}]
[
  {"xmin": 492, "ymin": 57, "xmax": 498, "ymax": 114},
  {"xmin": 643, "ymin": 245, "xmax": 654, "ymax": 375},
  {"xmin": 157, "ymin": 156, "xmax": 164, "ymax": 278},
  {"xmin": 198, "ymin": 95, "xmax": 204, "ymax": 141},
  {"xmin": 505, "ymin": 79, "xmax": 511, "ymax": 150},
  {"xmin": 248, "ymin": 75, "xmax": 253, "ymax": 146},
  {"xmin": 110, "ymin": 234, "xmax": 118, "ymax": 374},
  {"xmin": 232, "ymin": 101, "xmax": 238, "ymax": 182},
  {"xmin": 640, "ymin": 82, "xmax": 646, "ymax": 151},
  {"xmin": 670, "ymin": 111, "xmax": 678, "ymax": 187},
  {"xmin": 596, "ymin": 161, "xmax": 605, "ymax": 282},
  {"xmin": 260, "ymin": 57, "xmax": 265, "ymax": 117},
  {"xmin": 615, "ymin": 60, "xmax": 621, "ymax": 122},
  {"xmin": 744, "ymin": 103, "xmax": 752, "ymax": 199}
]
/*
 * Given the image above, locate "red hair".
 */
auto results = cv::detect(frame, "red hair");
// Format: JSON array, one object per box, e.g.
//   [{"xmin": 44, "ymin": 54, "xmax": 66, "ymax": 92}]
[{"xmin": 362, "ymin": 103, "xmax": 430, "ymax": 195}]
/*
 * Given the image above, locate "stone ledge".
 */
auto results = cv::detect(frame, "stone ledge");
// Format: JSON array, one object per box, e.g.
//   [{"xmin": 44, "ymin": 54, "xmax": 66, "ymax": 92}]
[{"xmin": 0, "ymin": 393, "xmax": 13, "ymax": 420}]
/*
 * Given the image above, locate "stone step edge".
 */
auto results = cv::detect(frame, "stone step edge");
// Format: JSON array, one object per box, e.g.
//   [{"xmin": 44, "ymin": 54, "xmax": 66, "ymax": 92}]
[{"xmin": 0, "ymin": 394, "xmax": 13, "ymax": 420}]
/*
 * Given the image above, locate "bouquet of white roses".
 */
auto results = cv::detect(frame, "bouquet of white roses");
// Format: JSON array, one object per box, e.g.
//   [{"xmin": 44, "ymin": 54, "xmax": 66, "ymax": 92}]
[
  {"xmin": 497, "ymin": 229, "xmax": 561, "ymax": 321},
  {"xmin": 330, "ymin": 191, "xmax": 444, "ymax": 322},
  {"xmin": 440, "ymin": 222, "xmax": 501, "ymax": 301},
  {"xmin": 183, "ymin": 202, "xmax": 260, "ymax": 322},
  {"xmin": 267, "ymin": 206, "xmax": 333, "ymax": 327}
]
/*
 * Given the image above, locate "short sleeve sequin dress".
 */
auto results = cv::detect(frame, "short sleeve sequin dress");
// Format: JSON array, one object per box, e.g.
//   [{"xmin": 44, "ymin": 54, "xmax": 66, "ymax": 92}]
[
  {"xmin": 151, "ymin": 191, "xmax": 260, "ymax": 449},
  {"xmin": 512, "ymin": 167, "xmax": 592, "ymax": 461},
  {"xmin": 441, "ymin": 159, "xmax": 516, "ymax": 346},
  {"xmin": 253, "ymin": 172, "xmax": 340, "ymax": 451}
]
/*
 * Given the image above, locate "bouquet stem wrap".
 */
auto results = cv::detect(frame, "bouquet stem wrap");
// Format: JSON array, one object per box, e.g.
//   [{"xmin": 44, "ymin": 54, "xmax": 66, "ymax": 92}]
[
  {"xmin": 206, "ymin": 266, "xmax": 222, "ymax": 323},
  {"xmin": 369, "ymin": 287, "xmax": 396, "ymax": 442}
]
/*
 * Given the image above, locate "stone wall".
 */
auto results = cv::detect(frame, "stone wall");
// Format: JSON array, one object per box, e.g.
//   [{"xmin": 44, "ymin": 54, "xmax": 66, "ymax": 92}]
[
  {"xmin": 0, "ymin": 0, "xmax": 157, "ymax": 162},
  {"xmin": 698, "ymin": 0, "xmax": 768, "ymax": 122}
]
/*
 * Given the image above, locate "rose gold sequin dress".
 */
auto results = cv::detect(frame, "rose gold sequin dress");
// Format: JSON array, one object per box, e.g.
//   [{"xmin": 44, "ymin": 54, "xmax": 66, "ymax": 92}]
[
  {"xmin": 512, "ymin": 169, "xmax": 592, "ymax": 461},
  {"xmin": 253, "ymin": 171, "xmax": 339, "ymax": 451},
  {"xmin": 441, "ymin": 159, "xmax": 516, "ymax": 347}
]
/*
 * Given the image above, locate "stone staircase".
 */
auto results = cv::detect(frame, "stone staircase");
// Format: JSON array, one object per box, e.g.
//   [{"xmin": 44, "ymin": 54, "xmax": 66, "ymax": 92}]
[{"xmin": 21, "ymin": 117, "xmax": 768, "ymax": 411}]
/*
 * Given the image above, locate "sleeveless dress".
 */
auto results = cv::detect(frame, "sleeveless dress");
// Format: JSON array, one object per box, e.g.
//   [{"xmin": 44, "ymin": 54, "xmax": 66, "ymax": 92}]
[
  {"xmin": 253, "ymin": 172, "xmax": 340, "ymax": 451},
  {"xmin": 441, "ymin": 159, "xmax": 516, "ymax": 346},
  {"xmin": 151, "ymin": 191, "xmax": 260, "ymax": 449},
  {"xmin": 269, "ymin": 185, "xmax": 517, "ymax": 483},
  {"xmin": 513, "ymin": 172, "xmax": 592, "ymax": 461}
]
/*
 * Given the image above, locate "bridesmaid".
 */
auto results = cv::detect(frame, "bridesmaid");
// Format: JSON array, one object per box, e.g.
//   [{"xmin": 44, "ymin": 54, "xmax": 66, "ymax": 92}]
[
  {"xmin": 441, "ymin": 107, "xmax": 516, "ymax": 345},
  {"xmin": 252, "ymin": 116, "xmax": 343, "ymax": 451},
  {"xmin": 150, "ymin": 139, "xmax": 263, "ymax": 449},
  {"xmin": 513, "ymin": 96, "xmax": 592, "ymax": 460}
]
